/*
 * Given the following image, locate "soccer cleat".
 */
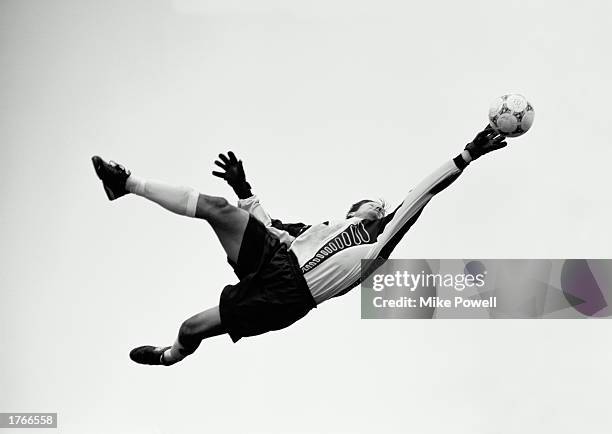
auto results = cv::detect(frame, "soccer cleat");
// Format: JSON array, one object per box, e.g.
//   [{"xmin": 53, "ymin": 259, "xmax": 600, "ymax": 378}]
[
  {"xmin": 129, "ymin": 345, "xmax": 171, "ymax": 366},
  {"xmin": 91, "ymin": 155, "xmax": 131, "ymax": 200}
]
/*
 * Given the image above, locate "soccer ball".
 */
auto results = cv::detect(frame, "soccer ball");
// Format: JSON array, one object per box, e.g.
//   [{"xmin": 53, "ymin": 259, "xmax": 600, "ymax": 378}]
[{"xmin": 488, "ymin": 94, "xmax": 535, "ymax": 137}]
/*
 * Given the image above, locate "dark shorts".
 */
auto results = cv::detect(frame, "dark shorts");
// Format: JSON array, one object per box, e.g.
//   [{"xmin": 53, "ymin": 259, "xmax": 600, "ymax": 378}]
[{"xmin": 219, "ymin": 215, "xmax": 316, "ymax": 342}]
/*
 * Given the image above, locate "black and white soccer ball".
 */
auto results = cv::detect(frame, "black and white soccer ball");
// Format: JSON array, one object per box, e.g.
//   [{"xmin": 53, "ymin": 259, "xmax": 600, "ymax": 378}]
[{"xmin": 488, "ymin": 94, "xmax": 535, "ymax": 137}]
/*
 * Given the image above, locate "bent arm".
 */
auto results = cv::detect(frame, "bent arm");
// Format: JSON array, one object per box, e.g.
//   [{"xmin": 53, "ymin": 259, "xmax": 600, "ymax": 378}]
[
  {"xmin": 237, "ymin": 195, "xmax": 274, "ymax": 227},
  {"xmin": 214, "ymin": 151, "xmax": 311, "ymax": 240}
]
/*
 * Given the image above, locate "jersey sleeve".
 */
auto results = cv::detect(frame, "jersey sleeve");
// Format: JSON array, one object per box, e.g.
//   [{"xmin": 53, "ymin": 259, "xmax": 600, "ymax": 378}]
[
  {"xmin": 237, "ymin": 195, "xmax": 306, "ymax": 245},
  {"xmin": 237, "ymin": 195, "xmax": 273, "ymax": 226}
]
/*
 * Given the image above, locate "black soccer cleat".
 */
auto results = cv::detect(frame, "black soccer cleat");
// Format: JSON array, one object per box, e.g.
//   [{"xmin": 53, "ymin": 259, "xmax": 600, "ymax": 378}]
[
  {"xmin": 91, "ymin": 155, "xmax": 131, "ymax": 201},
  {"xmin": 129, "ymin": 345, "xmax": 171, "ymax": 366}
]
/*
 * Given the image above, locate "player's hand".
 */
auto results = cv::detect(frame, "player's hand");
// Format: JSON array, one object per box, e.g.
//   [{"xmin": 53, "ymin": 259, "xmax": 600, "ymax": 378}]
[
  {"xmin": 212, "ymin": 151, "xmax": 253, "ymax": 199},
  {"xmin": 212, "ymin": 151, "xmax": 247, "ymax": 185},
  {"xmin": 465, "ymin": 124, "xmax": 508, "ymax": 160}
]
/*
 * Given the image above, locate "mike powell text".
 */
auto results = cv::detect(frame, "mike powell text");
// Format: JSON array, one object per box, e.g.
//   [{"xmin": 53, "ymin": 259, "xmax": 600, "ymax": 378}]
[{"xmin": 372, "ymin": 295, "xmax": 497, "ymax": 309}]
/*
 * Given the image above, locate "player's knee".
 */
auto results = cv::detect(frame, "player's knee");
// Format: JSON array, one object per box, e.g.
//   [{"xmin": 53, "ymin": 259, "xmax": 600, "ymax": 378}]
[
  {"xmin": 208, "ymin": 196, "xmax": 230, "ymax": 210},
  {"xmin": 179, "ymin": 314, "xmax": 218, "ymax": 338},
  {"xmin": 195, "ymin": 195, "xmax": 232, "ymax": 219},
  {"xmin": 179, "ymin": 318, "xmax": 199, "ymax": 338},
  {"xmin": 177, "ymin": 320, "xmax": 200, "ymax": 354},
  {"xmin": 196, "ymin": 194, "xmax": 229, "ymax": 219}
]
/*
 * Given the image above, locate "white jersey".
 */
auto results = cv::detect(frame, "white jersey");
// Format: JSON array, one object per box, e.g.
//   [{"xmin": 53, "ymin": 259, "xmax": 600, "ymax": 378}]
[{"xmin": 237, "ymin": 158, "xmax": 465, "ymax": 304}]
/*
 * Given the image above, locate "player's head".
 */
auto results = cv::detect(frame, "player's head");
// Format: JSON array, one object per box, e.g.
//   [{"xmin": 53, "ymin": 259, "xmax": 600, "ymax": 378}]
[{"xmin": 346, "ymin": 199, "xmax": 386, "ymax": 220}]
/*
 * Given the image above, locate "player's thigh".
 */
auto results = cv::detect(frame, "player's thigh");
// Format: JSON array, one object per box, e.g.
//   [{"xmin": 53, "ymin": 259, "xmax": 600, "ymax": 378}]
[{"xmin": 196, "ymin": 193, "xmax": 260, "ymax": 266}]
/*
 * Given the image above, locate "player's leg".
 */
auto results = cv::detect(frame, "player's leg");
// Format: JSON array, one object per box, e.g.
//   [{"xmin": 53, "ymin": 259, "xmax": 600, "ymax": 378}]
[
  {"xmin": 125, "ymin": 178, "xmax": 248, "ymax": 261},
  {"xmin": 129, "ymin": 306, "xmax": 225, "ymax": 366},
  {"xmin": 193, "ymin": 195, "xmax": 249, "ymax": 265},
  {"xmin": 92, "ymin": 156, "xmax": 248, "ymax": 262}
]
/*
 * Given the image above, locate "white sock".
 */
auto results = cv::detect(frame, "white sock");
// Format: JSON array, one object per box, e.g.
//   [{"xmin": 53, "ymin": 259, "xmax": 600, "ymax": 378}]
[
  {"xmin": 125, "ymin": 175, "xmax": 199, "ymax": 217},
  {"xmin": 162, "ymin": 339, "xmax": 188, "ymax": 365},
  {"xmin": 125, "ymin": 175, "xmax": 146, "ymax": 196}
]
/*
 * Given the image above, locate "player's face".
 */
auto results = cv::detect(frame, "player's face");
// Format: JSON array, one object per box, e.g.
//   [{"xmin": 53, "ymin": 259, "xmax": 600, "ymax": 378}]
[{"xmin": 352, "ymin": 201, "xmax": 385, "ymax": 220}]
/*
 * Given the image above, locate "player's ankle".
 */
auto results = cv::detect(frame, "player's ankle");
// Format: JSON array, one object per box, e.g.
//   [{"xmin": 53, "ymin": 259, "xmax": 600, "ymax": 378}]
[{"xmin": 125, "ymin": 175, "xmax": 145, "ymax": 195}]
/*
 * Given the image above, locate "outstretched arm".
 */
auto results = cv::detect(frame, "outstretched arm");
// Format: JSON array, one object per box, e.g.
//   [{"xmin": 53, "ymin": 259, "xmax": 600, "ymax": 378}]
[
  {"xmin": 333, "ymin": 126, "xmax": 507, "ymax": 298},
  {"xmin": 375, "ymin": 125, "xmax": 507, "ymax": 257}
]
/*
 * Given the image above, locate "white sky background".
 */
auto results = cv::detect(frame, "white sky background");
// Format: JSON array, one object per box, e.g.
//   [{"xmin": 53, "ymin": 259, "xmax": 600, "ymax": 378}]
[{"xmin": 2, "ymin": 0, "xmax": 612, "ymax": 433}]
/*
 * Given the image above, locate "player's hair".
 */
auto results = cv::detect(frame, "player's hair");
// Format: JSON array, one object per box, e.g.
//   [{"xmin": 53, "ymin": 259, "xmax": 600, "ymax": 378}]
[{"xmin": 346, "ymin": 198, "xmax": 387, "ymax": 219}]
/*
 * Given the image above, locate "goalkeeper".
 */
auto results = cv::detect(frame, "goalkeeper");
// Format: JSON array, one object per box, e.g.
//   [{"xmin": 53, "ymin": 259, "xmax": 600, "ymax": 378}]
[{"xmin": 91, "ymin": 125, "xmax": 506, "ymax": 366}]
